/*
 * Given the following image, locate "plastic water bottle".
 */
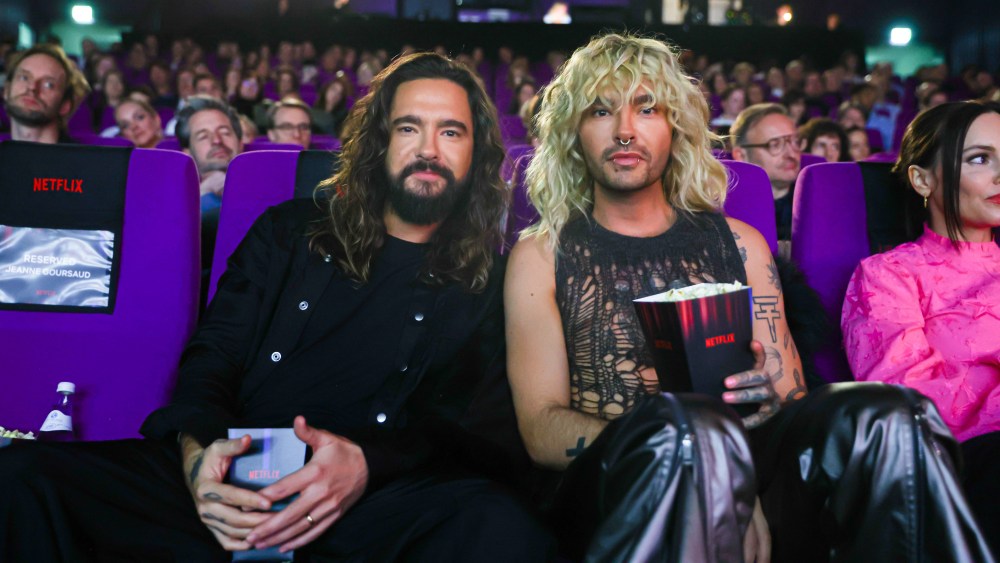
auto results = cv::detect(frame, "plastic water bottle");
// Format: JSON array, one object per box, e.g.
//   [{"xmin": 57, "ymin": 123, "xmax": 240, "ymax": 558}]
[{"xmin": 39, "ymin": 382, "xmax": 76, "ymax": 441}]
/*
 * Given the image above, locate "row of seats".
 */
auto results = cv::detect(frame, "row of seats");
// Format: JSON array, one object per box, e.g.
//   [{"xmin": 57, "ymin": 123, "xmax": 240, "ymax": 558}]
[{"xmin": 0, "ymin": 140, "xmax": 906, "ymax": 441}]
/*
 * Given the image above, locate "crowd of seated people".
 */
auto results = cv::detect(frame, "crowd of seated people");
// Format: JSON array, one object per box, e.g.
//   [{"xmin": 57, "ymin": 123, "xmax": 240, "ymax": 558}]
[{"xmin": 0, "ymin": 30, "xmax": 998, "ymax": 559}]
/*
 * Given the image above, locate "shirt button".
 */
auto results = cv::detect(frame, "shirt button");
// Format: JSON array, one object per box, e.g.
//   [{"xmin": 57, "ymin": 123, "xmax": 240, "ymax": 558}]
[
  {"xmin": 270, "ymin": 351, "xmax": 282, "ymax": 362},
  {"xmin": 376, "ymin": 413, "xmax": 387, "ymax": 424},
  {"xmin": 414, "ymin": 312, "xmax": 424, "ymax": 322},
  {"xmin": 323, "ymin": 255, "xmax": 332, "ymax": 263},
  {"xmin": 298, "ymin": 301, "xmax": 309, "ymax": 311}
]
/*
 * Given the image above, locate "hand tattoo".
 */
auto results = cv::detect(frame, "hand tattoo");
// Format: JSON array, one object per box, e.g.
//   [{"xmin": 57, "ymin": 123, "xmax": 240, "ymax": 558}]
[
  {"xmin": 189, "ymin": 453, "xmax": 204, "ymax": 486},
  {"xmin": 202, "ymin": 513, "xmax": 226, "ymax": 524},
  {"xmin": 203, "ymin": 492, "xmax": 223, "ymax": 501}
]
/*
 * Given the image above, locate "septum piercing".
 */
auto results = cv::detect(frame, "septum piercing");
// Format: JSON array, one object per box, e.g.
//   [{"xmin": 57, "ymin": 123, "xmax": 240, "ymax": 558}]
[{"xmin": 618, "ymin": 138, "xmax": 632, "ymax": 146}]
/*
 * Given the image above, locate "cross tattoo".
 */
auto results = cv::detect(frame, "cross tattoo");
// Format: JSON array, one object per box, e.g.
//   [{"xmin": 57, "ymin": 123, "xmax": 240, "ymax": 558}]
[
  {"xmin": 566, "ymin": 436, "xmax": 587, "ymax": 458},
  {"xmin": 753, "ymin": 296, "xmax": 782, "ymax": 343}
]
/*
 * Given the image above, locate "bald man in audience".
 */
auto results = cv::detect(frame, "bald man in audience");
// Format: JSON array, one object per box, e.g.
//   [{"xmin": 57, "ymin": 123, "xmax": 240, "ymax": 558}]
[{"xmin": 3, "ymin": 44, "xmax": 90, "ymax": 144}]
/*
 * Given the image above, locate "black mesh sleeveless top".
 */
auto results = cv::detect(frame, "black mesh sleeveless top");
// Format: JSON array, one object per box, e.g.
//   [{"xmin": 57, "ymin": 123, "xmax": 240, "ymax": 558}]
[{"xmin": 555, "ymin": 211, "xmax": 747, "ymax": 420}]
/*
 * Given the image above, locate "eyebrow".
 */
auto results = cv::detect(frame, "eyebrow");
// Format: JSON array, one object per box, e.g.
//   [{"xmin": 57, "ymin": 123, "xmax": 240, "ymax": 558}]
[
  {"xmin": 962, "ymin": 144, "xmax": 996, "ymax": 153},
  {"xmin": 392, "ymin": 115, "xmax": 468, "ymax": 132}
]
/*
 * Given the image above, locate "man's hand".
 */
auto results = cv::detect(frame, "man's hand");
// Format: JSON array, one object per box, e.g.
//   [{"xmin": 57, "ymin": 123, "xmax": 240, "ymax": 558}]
[
  {"xmin": 199, "ymin": 170, "xmax": 226, "ymax": 197},
  {"xmin": 743, "ymin": 496, "xmax": 771, "ymax": 563},
  {"xmin": 181, "ymin": 434, "xmax": 274, "ymax": 551},
  {"xmin": 246, "ymin": 416, "xmax": 369, "ymax": 553},
  {"xmin": 723, "ymin": 340, "xmax": 781, "ymax": 428}
]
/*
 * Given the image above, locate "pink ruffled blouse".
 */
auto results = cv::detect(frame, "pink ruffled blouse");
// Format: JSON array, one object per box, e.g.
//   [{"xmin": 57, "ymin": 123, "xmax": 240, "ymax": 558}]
[{"xmin": 842, "ymin": 226, "xmax": 1000, "ymax": 442}]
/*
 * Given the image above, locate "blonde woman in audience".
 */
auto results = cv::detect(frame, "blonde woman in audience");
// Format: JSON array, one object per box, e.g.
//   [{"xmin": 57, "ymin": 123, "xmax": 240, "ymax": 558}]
[
  {"xmin": 842, "ymin": 100, "xmax": 1000, "ymax": 552},
  {"xmin": 114, "ymin": 96, "xmax": 163, "ymax": 148}
]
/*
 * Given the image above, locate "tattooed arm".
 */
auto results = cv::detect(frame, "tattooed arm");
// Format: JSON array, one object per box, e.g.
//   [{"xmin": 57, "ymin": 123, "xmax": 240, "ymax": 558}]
[
  {"xmin": 179, "ymin": 433, "xmax": 274, "ymax": 551},
  {"xmin": 727, "ymin": 218, "xmax": 807, "ymax": 406},
  {"xmin": 505, "ymin": 234, "xmax": 608, "ymax": 470}
]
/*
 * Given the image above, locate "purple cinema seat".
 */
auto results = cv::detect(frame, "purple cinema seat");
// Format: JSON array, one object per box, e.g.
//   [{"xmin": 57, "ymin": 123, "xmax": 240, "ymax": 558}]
[
  {"xmin": 208, "ymin": 150, "xmax": 339, "ymax": 302},
  {"xmin": 866, "ymin": 128, "xmax": 885, "ymax": 153},
  {"xmin": 66, "ymin": 105, "xmax": 95, "ymax": 134},
  {"xmin": 156, "ymin": 137, "xmax": 182, "ymax": 151},
  {"xmin": 504, "ymin": 146, "xmax": 537, "ymax": 252},
  {"xmin": 791, "ymin": 162, "xmax": 870, "ymax": 383},
  {"xmin": 0, "ymin": 146, "xmax": 201, "ymax": 440},
  {"xmin": 243, "ymin": 140, "xmax": 304, "ymax": 152},
  {"xmin": 71, "ymin": 133, "xmax": 134, "ymax": 147},
  {"xmin": 799, "ymin": 153, "xmax": 826, "ymax": 169},
  {"xmin": 720, "ymin": 160, "xmax": 779, "ymax": 257},
  {"xmin": 309, "ymin": 135, "xmax": 342, "ymax": 151},
  {"xmin": 499, "ymin": 115, "xmax": 527, "ymax": 146}
]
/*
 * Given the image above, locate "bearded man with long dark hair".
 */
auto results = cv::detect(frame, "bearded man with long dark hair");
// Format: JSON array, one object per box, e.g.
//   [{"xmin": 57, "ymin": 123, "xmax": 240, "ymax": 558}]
[{"xmin": 0, "ymin": 53, "xmax": 554, "ymax": 562}]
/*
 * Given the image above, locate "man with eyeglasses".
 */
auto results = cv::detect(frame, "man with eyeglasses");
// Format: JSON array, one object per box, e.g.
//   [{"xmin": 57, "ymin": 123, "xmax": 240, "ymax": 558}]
[
  {"xmin": 730, "ymin": 103, "xmax": 801, "ymax": 250},
  {"xmin": 267, "ymin": 97, "xmax": 313, "ymax": 148}
]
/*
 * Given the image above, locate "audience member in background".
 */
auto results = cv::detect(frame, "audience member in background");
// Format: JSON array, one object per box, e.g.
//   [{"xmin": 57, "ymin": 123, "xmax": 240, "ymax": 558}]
[
  {"xmin": 509, "ymin": 77, "xmax": 537, "ymax": 115},
  {"xmin": 238, "ymin": 114, "xmax": 259, "ymax": 140},
  {"xmin": 780, "ymin": 89, "xmax": 807, "ymax": 125},
  {"xmin": 223, "ymin": 67, "xmax": 241, "ymax": 101},
  {"xmin": 266, "ymin": 97, "xmax": 312, "ymax": 148},
  {"xmin": 0, "ymin": 52, "xmax": 554, "ymax": 563},
  {"xmin": 115, "ymin": 96, "xmax": 164, "ymax": 149},
  {"xmin": 845, "ymin": 126, "xmax": 871, "ymax": 161},
  {"xmin": 802, "ymin": 70, "xmax": 830, "ymax": 116},
  {"xmin": 766, "ymin": 66, "xmax": 786, "ymax": 99},
  {"xmin": 785, "ymin": 59, "xmax": 805, "ymax": 91},
  {"xmin": 93, "ymin": 69, "xmax": 127, "ymax": 131},
  {"xmin": 313, "ymin": 71, "xmax": 353, "ymax": 137},
  {"xmin": 798, "ymin": 117, "xmax": 849, "ymax": 162},
  {"xmin": 507, "ymin": 33, "xmax": 993, "ymax": 563},
  {"xmin": 837, "ymin": 102, "xmax": 868, "ymax": 130},
  {"xmin": 917, "ymin": 83, "xmax": 949, "ymax": 111},
  {"xmin": 710, "ymin": 84, "xmax": 746, "ymax": 130},
  {"xmin": 746, "ymin": 81, "xmax": 767, "ymax": 106},
  {"xmin": 3, "ymin": 44, "xmax": 90, "ymax": 143},
  {"xmin": 842, "ymin": 100, "xmax": 1000, "ymax": 555},
  {"xmin": 123, "ymin": 42, "xmax": 150, "ymax": 86},
  {"xmin": 232, "ymin": 72, "xmax": 264, "ymax": 117},
  {"xmin": 88, "ymin": 53, "xmax": 118, "ymax": 93},
  {"xmin": 275, "ymin": 66, "xmax": 301, "ymax": 100},
  {"xmin": 164, "ymin": 67, "xmax": 197, "ymax": 135},
  {"xmin": 731, "ymin": 103, "xmax": 801, "ymax": 247},
  {"xmin": 731, "ymin": 61, "xmax": 755, "ymax": 87},
  {"xmin": 194, "ymin": 73, "xmax": 224, "ymax": 100},
  {"xmin": 148, "ymin": 60, "xmax": 177, "ymax": 108},
  {"xmin": 175, "ymin": 95, "xmax": 244, "ymax": 213}
]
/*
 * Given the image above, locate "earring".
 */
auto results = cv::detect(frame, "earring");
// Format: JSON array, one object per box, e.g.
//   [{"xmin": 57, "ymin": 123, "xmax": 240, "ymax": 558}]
[{"xmin": 923, "ymin": 196, "xmax": 928, "ymax": 209}]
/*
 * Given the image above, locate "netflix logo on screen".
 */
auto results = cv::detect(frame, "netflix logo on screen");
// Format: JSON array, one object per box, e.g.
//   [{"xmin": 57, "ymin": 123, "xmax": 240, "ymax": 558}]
[{"xmin": 634, "ymin": 283, "xmax": 755, "ymax": 417}]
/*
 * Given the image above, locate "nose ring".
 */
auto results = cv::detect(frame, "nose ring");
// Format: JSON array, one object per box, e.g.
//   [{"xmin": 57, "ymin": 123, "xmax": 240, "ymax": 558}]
[{"xmin": 618, "ymin": 138, "xmax": 632, "ymax": 146}]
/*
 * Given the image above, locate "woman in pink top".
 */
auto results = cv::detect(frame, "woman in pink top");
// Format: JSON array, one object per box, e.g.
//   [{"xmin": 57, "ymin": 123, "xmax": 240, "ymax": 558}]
[{"xmin": 842, "ymin": 100, "xmax": 1000, "ymax": 550}]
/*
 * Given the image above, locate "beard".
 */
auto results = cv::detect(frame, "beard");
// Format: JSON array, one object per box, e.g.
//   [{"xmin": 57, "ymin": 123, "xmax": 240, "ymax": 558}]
[
  {"xmin": 6, "ymin": 95, "xmax": 60, "ymax": 127},
  {"xmin": 385, "ymin": 160, "xmax": 468, "ymax": 226}
]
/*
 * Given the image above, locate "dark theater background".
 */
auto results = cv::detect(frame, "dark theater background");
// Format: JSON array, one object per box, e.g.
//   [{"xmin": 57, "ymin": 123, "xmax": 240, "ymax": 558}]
[{"xmin": 0, "ymin": 0, "xmax": 997, "ymax": 72}]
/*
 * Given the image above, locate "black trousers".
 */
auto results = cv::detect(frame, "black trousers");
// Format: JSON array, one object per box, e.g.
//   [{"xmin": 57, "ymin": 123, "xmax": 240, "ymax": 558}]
[
  {"xmin": 547, "ymin": 383, "xmax": 994, "ymax": 563},
  {"xmin": 962, "ymin": 430, "xmax": 1000, "ymax": 557},
  {"xmin": 0, "ymin": 439, "xmax": 555, "ymax": 563}
]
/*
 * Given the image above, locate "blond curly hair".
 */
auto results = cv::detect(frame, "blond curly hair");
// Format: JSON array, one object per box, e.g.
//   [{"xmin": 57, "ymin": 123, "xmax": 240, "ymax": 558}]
[{"xmin": 524, "ymin": 33, "xmax": 728, "ymax": 247}]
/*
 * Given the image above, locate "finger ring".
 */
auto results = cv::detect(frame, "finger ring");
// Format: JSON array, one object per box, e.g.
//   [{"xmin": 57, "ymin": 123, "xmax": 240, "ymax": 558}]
[{"xmin": 305, "ymin": 513, "xmax": 315, "ymax": 526}]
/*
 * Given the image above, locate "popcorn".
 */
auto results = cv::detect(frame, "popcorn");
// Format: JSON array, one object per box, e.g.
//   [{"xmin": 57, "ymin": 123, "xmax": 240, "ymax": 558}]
[
  {"xmin": 637, "ymin": 282, "xmax": 745, "ymax": 303},
  {"xmin": 0, "ymin": 426, "xmax": 36, "ymax": 440}
]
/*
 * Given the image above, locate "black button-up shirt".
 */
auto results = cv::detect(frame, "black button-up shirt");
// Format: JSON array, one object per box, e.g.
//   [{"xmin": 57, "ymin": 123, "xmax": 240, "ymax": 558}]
[{"xmin": 141, "ymin": 199, "xmax": 529, "ymax": 491}]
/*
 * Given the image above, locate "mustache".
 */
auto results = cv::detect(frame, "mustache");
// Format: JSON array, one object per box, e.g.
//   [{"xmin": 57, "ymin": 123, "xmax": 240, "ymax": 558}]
[
  {"xmin": 400, "ymin": 160, "xmax": 456, "ymax": 182},
  {"xmin": 601, "ymin": 146, "xmax": 649, "ymax": 161}
]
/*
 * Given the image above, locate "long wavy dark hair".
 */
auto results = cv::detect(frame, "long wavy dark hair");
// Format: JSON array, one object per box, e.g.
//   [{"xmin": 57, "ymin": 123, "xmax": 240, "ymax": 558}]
[{"xmin": 311, "ymin": 53, "xmax": 507, "ymax": 292}]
